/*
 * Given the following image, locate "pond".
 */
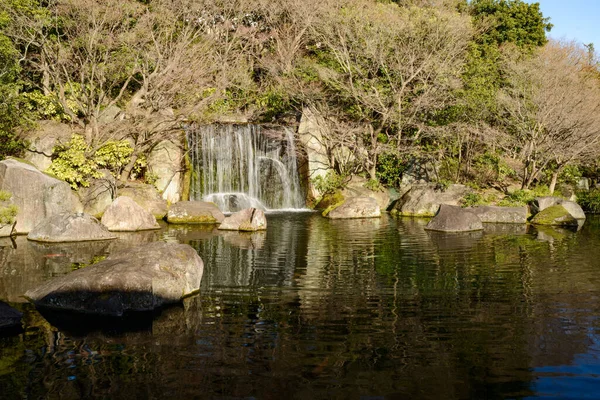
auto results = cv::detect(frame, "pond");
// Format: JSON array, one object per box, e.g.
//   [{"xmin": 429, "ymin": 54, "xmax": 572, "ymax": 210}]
[{"xmin": 1, "ymin": 213, "xmax": 600, "ymax": 399}]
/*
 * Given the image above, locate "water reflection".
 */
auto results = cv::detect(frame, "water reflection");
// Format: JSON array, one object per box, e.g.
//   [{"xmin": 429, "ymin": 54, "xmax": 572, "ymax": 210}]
[{"xmin": 1, "ymin": 214, "xmax": 600, "ymax": 398}]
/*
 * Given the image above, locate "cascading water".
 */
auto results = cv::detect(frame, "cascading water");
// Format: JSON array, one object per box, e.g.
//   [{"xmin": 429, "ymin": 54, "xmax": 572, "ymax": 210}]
[{"xmin": 186, "ymin": 124, "xmax": 305, "ymax": 213}]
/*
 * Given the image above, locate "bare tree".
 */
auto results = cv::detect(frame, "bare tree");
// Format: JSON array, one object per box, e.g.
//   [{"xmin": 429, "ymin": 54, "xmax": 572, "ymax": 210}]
[
  {"xmin": 309, "ymin": 0, "xmax": 471, "ymax": 179},
  {"xmin": 498, "ymin": 40, "xmax": 600, "ymax": 192}
]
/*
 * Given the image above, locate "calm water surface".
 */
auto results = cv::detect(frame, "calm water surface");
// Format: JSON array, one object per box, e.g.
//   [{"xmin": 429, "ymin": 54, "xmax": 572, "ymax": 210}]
[{"xmin": 1, "ymin": 213, "xmax": 600, "ymax": 399}]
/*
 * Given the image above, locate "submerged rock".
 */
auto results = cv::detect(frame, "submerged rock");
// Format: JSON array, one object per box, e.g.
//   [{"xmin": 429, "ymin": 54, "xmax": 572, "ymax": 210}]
[
  {"xmin": 466, "ymin": 205, "xmax": 528, "ymax": 224},
  {"xmin": 0, "ymin": 301, "xmax": 22, "ymax": 330},
  {"xmin": 24, "ymin": 242, "xmax": 204, "ymax": 316},
  {"xmin": 167, "ymin": 201, "xmax": 225, "ymax": 224},
  {"xmin": 218, "ymin": 208, "xmax": 267, "ymax": 231},
  {"xmin": 325, "ymin": 196, "xmax": 381, "ymax": 219},
  {"xmin": 530, "ymin": 205, "xmax": 580, "ymax": 227},
  {"xmin": 0, "ymin": 159, "xmax": 81, "ymax": 233},
  {"xmin": 101, "ymin": 196, "xmax": 160, "ymax": 231},
  {"xmin": 425, "ymin": 204, "xmax": 483, "ymax": 232},
  {"xmin": 530, "ymin": 197, "xmax": 585, "ymax": 220},
  {"xmin": 28, "ymin": 212, "xmax": 116, "ymax": 242}
]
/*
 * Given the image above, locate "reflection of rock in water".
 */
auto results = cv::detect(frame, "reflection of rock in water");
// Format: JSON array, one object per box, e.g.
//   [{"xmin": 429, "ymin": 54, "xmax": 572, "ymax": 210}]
[
  {"xmin": 534, "ymin": 225, "xmax": 579, "ymax": 243},
  {"xmin": 219, "ymin": 231, "xmax": 266, "ymax": 250},
  {"xmin": 483, "ymin": 223, "xmax": 530, "ymax": 236},
  {"xmin": 108, "ymin": 229, "xmax": 162, "ymax": 252},
  {"xmin": 426, "ymin": 230, "xmax": 483, "ymax": 251},
  {"xmin": 161, "ymin": 224, "xmax": 219, "ymax": 244},
  {"xmin": 327, "ymin": 217, "xmax": 384, "ymax": 242},
  {"xmin": 0, "ymin": 237, "xmax": 113, "ymax": 303}
]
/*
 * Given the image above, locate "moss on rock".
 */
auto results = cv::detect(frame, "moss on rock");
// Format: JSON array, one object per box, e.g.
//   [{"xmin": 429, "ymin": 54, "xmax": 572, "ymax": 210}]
[
  {"xmin": 531, "ymin": 205, "xmax": 579, "ymax": 227},
  {"xmin": 315, "ymin": 190, "xmax": 345, "ymax": 211}
]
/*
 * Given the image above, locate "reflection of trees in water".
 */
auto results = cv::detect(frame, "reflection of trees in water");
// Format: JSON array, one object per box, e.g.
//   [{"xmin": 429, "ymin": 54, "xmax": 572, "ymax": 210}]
[{"xmin": 2, "ymin": 216, "xmax": 600, "ymax": 398}]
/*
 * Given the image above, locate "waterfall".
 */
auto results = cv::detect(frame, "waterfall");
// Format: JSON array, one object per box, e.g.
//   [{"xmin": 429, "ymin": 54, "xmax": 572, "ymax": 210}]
[{"xmin": 186, "ymin": 124, "xmax": 305, "ymax": 212}]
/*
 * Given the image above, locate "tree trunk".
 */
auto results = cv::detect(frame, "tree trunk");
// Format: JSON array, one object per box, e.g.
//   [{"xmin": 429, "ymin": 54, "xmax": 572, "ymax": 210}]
[
  {"xmin": 120, "ymin": 153, "xmax": 139, "ymax": 181},
  {"xmin": 549, "ymin": 170, "xmax": 560, "ymax": 194}
]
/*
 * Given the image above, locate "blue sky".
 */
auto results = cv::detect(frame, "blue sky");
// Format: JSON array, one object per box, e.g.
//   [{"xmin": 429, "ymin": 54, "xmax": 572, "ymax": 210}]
[{"xmin": 535, "ymin": 1, "xmax": 600, "ymax": 47}]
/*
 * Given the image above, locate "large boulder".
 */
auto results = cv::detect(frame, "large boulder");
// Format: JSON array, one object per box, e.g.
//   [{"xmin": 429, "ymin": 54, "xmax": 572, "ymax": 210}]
[
  {"xmin": 147, "ymin": 139, "xmax": 184, "ymax": 203},
  {"xmin": 117, "ymin": 182, "xmax": 168, "ymax": 219},
  {"xmin": 101, "ymin": 196, "xmax": 160, "ymax": 231},
  {"xmin": 28, "ymin": 212, "xmax": 116, "ymax": 243},
  {"xmin": 24, "ymin": 242, "xmax": 204, "ymax": 316},
  {"xmin": 77, "ymin": 174, "xmax": 115, "ymax": 217},
  {"xmin": 342, "ymin": 176, "xmax": 391, "ymax": 211},
  {"xmin": 167, "ymin": 201, "xmax": 225, "ymax": 224},
  {"xmin": 218, "ymin": 208, "xmax": 267, "ymax": 231},
  {"xmin": 0, "ymin": 301, "xmax": 22, "ymax": 330},
  {"xmin": 22, "ymin": 121, "xmax": 76, "ymax": 171},
  {"xmin": 425, "ymin": 204, "xmax": 483, "ymax": 232},
  {"xmin": 0, "ymin": 159, "xmax": 81, "ymax": 233},
  {"xmin": 391, "ymin": 184, "xmax": 471, "ymax": 217},
  {"xmin": 325, "ymin": 196, "xmax": 381, "ymax": 219},
  {"xmin": 530, "ymin": 205, "xmax": 580, "ymax": 227},
  {"xmin": 530, "ymin": 196, "xmax": 586, "ymax": 220},
  {"xmin": 465, "ymin": 205, "xmax": 528, "ymax": 224}
]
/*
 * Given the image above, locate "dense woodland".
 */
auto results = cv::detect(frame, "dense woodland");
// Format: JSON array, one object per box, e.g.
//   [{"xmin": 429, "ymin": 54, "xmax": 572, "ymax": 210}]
[{"xmin": 1, "ymin": 0, "xmax": 600, "ymax": 205}]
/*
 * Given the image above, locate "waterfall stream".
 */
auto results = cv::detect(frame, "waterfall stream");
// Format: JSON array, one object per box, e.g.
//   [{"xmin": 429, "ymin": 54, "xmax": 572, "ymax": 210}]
[{"xmin": 186, "ymin": 124, "xmax": 305, "ymax": 212}]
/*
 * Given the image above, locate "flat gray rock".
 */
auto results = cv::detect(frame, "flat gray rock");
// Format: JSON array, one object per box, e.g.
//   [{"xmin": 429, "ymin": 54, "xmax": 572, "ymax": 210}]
[
  {"xmin": 425, "ymin": 204, "xmax": 483, "ymax": 232},
  {"xmin": 25, "ymin": 242, "xmax": 204, "ymax": 316},
  {"xmin": 28, "ymin": 212, "xmax": 116, "ymax": 242},
  {"xmin": 326, "ymin": 197, "xmax": 381, "ymax": 219},
  {"xmin": 167, "ymin": 201, "xmax": 225, "ymax": 224},
  {"xmin": 218, "ymin": 208, "xmax": 267, "ymax": 231},
  {"xmin": 101, "ymin": 196, "xmax": 160, "ymax": 231},
  {"xmin": 466, "ymin": 205, "xmax": 528, "ymax": 224}
]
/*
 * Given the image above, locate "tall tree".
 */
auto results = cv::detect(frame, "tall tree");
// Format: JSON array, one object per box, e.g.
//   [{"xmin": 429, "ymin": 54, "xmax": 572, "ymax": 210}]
[{"xmin": 498, "ymin": 41, "xmax": 600, "ymax": 192}]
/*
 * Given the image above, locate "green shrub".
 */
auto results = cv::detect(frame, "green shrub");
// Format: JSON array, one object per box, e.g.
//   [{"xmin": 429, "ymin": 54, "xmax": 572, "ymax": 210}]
[
  {"xmin": 0, "ymin": 191, "xmax": 17, "ymax": 224},
  {"xmin": 312, "ymin": 171, "xmax": 347, "ymax": 195},
  {"xmin": 376, "ymin": 152, "xmax": 406, "ymax": 188},
  {"xmin": 47, "ymin": 134, "xmax": 136, "ymax": 189},
  {"xmin": 364, "ymin": 178, "xmax": 382, "ymax": 192},
  {"xmin": 576, "ymin": 188, "xmax": 600, "ymax": 213},
  {"xmin": 498, "ymin": 185, "xmax": 550, "ymax": 207},
  {"xmin": 47, "ymin": 134, "xmax": 103, "ymax": 188},
  {"xmin": 0, "ymin": 190, "xmax": 11, "ymax": 202}
]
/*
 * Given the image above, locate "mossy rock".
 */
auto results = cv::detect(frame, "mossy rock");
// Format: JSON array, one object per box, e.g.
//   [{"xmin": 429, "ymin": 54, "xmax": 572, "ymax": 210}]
[
  {"xmin": 315, "ymin": 191, "xmax": 345, "ymax": 211},
  {"xmin": 321, "ymin": 200, "xmax": 345, "ymax": 217},
  {"xmin": 530, "ymin": 205, "xmax": 579, "ymax": 227},
  {"xmin": 168, "ymin": 214, "xmax": 219, "ymax": 224}
]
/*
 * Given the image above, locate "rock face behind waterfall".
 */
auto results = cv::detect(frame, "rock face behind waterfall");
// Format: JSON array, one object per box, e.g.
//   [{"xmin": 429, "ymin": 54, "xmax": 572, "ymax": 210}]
[
  {"xmin": 0, "ymin": 159, "xmax": 81, "ymax": 233},
  {"xmin": 218, "ymin": 208, "xmax": 267, "ymax": 231},
  {"xmin": 325, "ymin": 197, "xmax": 381, "ymax": 219},
  {"xmin": 25, "ymin": 242, "xmax": 204, "ymax": 316},
  {"xmin": 167, "ymin": 201, "xmax": 225, "ymax": 224},
  {"xmin": 101, "ymin": 196, "xmax": 160, "ymax": 231},
  {"xmin": 425, "ymin": 205, "xmax": 483, "ymax": 232},
  {"xmin": 187, "ymin": 124, "xmax": 304, "ymax": 212},
  {"xmin": 28, "ymin": 212, "xmax": 116, "ymax": 242}
]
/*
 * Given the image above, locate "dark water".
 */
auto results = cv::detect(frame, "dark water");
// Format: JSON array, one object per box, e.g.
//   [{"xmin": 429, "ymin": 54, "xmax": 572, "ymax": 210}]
[{"xmin": 1, "ymin": 213, "xmax": 600, "ymax": 399}]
